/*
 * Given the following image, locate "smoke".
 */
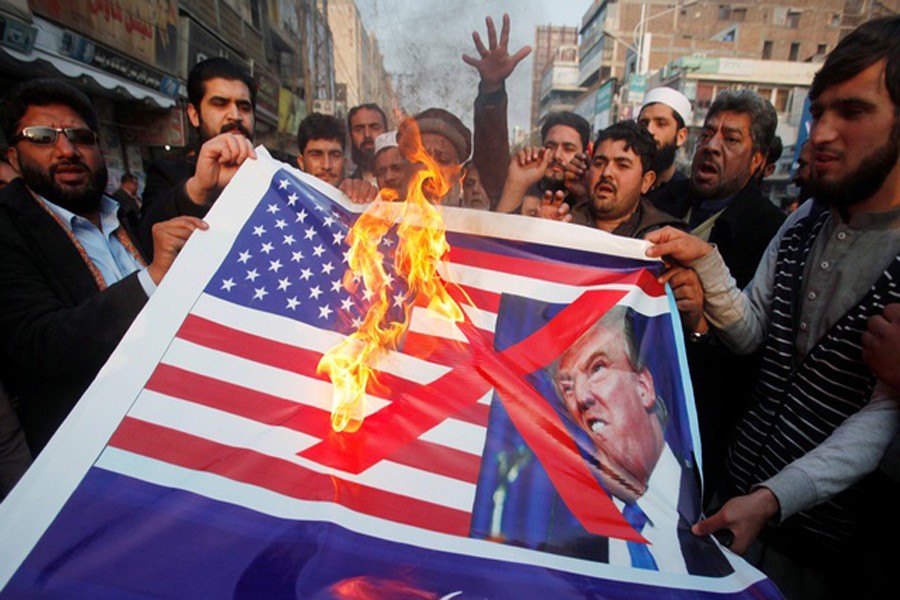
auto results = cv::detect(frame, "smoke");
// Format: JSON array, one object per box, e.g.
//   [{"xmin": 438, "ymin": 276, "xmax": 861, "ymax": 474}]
[{"xmin": 356, "ymin": 0, "xmax": 585, "ymax": 134}]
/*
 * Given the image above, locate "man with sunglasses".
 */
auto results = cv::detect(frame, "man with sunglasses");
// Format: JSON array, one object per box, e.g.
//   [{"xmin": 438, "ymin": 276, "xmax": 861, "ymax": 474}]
[{"xmin": 0, "ymin": 79, "xmax": 205, "ymax": 455}]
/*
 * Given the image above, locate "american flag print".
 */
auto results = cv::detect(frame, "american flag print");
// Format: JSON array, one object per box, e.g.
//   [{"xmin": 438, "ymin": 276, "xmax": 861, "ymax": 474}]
[{"xmin": 0, "ymin": 151, "xmax": 782, "ymax": 599}]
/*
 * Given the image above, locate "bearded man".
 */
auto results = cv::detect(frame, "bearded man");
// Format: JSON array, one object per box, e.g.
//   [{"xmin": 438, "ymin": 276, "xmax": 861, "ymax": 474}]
[
  {"xmin": 647, "ymin": 16, "xmax": 900, "ymax": 597},
  {"xmin": 637, "ymin": 87, "xmax": 691, "ymax": 204},
  {"xmin": 139, "ymin": 57, "xmax": 257, "ymax": 254},
  {"xmin": 0, "ymin": 79, "xmax": 204, "ymax": 454},
  {"xmin": 347, "ymin": 103, "xmax": 388, "ymax": 185}
]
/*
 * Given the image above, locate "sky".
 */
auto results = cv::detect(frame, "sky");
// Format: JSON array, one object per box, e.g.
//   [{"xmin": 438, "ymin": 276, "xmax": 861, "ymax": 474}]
[{"xmin": 355, "ymin": 0, "xmax": 590, "ymax": 135}]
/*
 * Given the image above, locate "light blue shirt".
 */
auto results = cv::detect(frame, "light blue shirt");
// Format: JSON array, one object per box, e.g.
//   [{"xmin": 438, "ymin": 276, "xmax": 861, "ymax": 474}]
[{"xmin": 42, "ymin": 195, "xmax": 156, "ymax": 297}]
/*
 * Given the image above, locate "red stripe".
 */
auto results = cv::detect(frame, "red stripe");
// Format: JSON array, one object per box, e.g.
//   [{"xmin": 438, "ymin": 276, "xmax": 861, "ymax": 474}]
[
  {"xmin": 298, "ymin": 362, "xmax": 493, "ymax": 474},
  {"xmin": 177, "ymin": 315, "xmax": 440, "ymax": 402},
  {"xmin": 402, "ymin": 331, "xmax": 473, "ymax": 367},
  {"xmin": 145, "ymin": 363, "xmax": 483, "ymax": 483},
  {"xmin": 457, "ymin": 285, "xmax": 501, "ymax": 313},
  {"xmin": 389, "ymin": 439, "xmax": 481, "ymax": 484},
  {"xmin": 108, "ymin": 418, "xmax": 472, "ymax": 536},
  {"xmin": 449, "ymin": 246, "xmax": 664, "ymax": 294},
  {"xmin": 455, "ymin": 401, "xmax": 490, "ymax": 427}
]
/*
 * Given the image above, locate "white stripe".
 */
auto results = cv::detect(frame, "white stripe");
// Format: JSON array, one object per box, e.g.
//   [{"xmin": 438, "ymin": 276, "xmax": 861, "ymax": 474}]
[
  {"xmin": 125, "ymin": 393, "xmax": 476, "ymax": 511},
  {"xmin": 443, "ymin": 262, "xmax": 670, "ymax": 314},
  {"xmin": 408, "ymin": 305, "xmax": 471, "ymax": 342},
  {"xmin": 441, "ymin": 205, "xmax": 657, "ymax": 263},
  {"xmin": 191, "ymin": 293, "xmax": 451, "ymax": 384},
  {"xmin": 461, "ymin": 301, "xmax": 498, "ymax": 333},
  {"xmin": 404, "ymin": 304, "xmax": 492, "ymax": 341},
  {"xmin": 138, "ymin": 359, "xmax": 485, "ymax": 458},
  {"xmin": 419, "ymin": 418, "xmax": 488, "ymax": 456},
  {"xmin": 162, "ymin": 338, "xmax": 391, "ymax": 414},
  {"xmin": 131, "ymin": 390, "xmax": 322, "ymax": 450}
]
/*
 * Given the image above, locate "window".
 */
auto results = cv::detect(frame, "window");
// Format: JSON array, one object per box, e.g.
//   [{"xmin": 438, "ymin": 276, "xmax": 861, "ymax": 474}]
[
  {"xmin": 757, "ymin": 87, "xmax": 772, "ymax": 101},
  {"xmin": 762, "ymin": 40, "xmax": 773, "ymax": 60},
  {"xmin": 817, "ymin": 44, "xmax": 827, "ymax": 55},
  {"xmin": 774, "ymin": 89, "xmax": 790, "ymax": 112},
  {"xmin": 789, "ymin": 42, "xmax": 800, "ymax": 61},
  {"xmin": 696, "ymin": 84, "xmax": 715, "ymax": 109},
  {"xmin": 714, "ymin": 26, "xmax": 738, "ymax": 42},
  {"xmin": 249, "ymin": 0, "xmax": 261, "ymax": 29},
  {"xmin": 733, "ymin": 7, "xmax": 747, "ymax": 22},
  {"xmin": 718, "ymin": 5, "xmax": 731, "ymax": 20},
  {"xmin": 787, "ymin": 10, "xmax": 801, "ymax": 29}
]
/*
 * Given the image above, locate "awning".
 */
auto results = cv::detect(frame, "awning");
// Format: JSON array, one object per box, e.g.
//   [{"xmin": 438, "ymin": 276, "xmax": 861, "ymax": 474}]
[{"xmin": 0, "ymin": 17, "xmax": 176, "ymax": 109}]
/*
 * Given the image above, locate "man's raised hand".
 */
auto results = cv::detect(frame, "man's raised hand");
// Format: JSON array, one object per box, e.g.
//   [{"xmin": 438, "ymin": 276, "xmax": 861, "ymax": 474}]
[
  {"xmin": 462, "ymin": 14, "xmax": 531, "ymax": 93},
  {"xmin": 186, "ymin": 133, "xmax": 257, "ymax": 206}
]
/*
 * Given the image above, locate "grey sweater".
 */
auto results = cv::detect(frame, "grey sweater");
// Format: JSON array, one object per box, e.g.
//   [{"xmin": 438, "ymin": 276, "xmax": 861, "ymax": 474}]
[{"xmin": 690, "ymin": 199, "xmax": 900, "ymax": 521}]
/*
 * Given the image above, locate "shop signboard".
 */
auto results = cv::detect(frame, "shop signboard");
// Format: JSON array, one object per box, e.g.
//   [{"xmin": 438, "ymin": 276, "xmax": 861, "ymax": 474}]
[{"xmin": 31, "ymin": 0, "xmax": 178, "ymax": 75}]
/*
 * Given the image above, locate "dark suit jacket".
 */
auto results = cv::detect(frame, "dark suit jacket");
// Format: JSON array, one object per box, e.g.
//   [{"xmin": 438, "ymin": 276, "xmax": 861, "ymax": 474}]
[
  {"xmin": 139, "ymin": 155, "xmax": 207, "ymax": 256},
  {"xmin": 0, "ymin": 179, "xmax": 149, "ymax": 453},
  {"xmin": 651, "ymin": 179, "xmax": 784, "ymax": 289},
  {"xmin": 111, "ymin": 188, "xmax": 141, "ymax": 217},
  {"xmin": 651, "ymin": 179, "xmax": 785, "ymax": 499},
  {"xmin": 541, "ymin": 455, "xmax": 733, "ymax": 577},
  {"xmin": 0, "ymin": 379, "xmax": 31, "ymax": 499}
]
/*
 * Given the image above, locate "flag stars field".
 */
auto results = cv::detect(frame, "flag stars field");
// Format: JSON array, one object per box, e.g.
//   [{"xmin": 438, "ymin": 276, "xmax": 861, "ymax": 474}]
[{"xmin": 206, "ymin": 172, "xmax": 411, "ymax": 332}]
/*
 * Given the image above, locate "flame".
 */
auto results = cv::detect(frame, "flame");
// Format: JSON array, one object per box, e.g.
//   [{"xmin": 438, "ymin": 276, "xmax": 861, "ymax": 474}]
[
  {"xmin": 329, "ymin": 576, "xmax": 438, "ymax": 600},
  {"xmin": 317, "ymin": 118, "xmax": 464, "ymax": 432}
]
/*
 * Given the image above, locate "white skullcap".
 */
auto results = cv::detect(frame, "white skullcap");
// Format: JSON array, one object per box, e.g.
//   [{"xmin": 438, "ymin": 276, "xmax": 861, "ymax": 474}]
[
  {"xmin": 641, "ymin": 87, "xmax": 693, "ymax": 125},
  {"xmin": 374, "ymin": 130, "xmax": 398, "ymax": 155}
]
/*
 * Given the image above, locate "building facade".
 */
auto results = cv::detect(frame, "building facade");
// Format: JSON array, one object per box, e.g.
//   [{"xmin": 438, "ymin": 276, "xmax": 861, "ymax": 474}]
[
  {"xmin": 326, "ymin": 0, "xmax": 395, "ymax": 120},
  {"xmin": 530, "ymin": 25, "xmax": 578, "ymax": 134},
  {"xmin": 0, "ymin": 0, "xmax": 382, "ymax": 182}
]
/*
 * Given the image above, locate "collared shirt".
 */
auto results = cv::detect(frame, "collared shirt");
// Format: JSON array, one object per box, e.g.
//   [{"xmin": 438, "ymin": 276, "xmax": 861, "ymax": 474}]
[
  {"xmin": 688, "ymin": 192, "xmax": 736, "ymax": 230},
  {"xmin": 795, "ymin": 205, "xmax": 900, "ymax": 357},
  {"xmin": 697, "ymin": 200, "xmax": 900, "ymax": 359},
  {"xmin": 42, "ymin": 194, "xmax": 155, "ymax": 296},
  {"xmin": 609, "ymin": 445, "xmax": 688, "ymax": 574}
]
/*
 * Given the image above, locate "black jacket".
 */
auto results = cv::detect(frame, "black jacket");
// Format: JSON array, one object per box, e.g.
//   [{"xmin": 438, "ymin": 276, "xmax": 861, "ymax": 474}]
[
  {"xmin": 0, "ymin": 180, "xmax": 148, "ymax": 453},
  {"xmin": 650, "ymin": 178, "xmax": 785, "ymax": 499},
  {"xmin": 652, "ymin": 179, "xmax": 784, "ymax": 288},
  {"xmin": 139, "ymin": 155, "xmax": 207, "ymax": 256}
]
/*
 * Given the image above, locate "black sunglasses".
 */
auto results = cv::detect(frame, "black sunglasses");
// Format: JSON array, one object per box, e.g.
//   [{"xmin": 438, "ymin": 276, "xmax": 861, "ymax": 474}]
[{"xmin": 12, "ymin": 126, "xmax": 99, "ymax": 146}]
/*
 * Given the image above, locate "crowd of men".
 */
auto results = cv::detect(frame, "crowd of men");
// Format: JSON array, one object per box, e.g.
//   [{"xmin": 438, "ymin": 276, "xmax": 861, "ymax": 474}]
[{"xmin": 0, "ymin": 11, "xmax": 897, "ymax": 599}]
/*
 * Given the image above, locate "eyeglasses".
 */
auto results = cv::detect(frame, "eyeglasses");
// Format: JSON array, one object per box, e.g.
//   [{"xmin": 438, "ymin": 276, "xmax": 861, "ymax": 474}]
[{"xmin": 12, "ymin": 126, "xmax": 99, "ymax": 146}]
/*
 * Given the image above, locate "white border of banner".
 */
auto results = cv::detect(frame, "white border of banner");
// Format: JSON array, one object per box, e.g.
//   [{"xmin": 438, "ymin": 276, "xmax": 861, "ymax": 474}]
[{"xmin": 0, "ymin": 150, "xmax": 766, "ymax": 594}]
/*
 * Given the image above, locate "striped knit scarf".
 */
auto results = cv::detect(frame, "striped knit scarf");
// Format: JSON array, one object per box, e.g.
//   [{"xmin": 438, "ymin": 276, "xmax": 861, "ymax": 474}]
[{"xmin": 727, "ymin": 205, "xmax": 900, "ymax": 554}]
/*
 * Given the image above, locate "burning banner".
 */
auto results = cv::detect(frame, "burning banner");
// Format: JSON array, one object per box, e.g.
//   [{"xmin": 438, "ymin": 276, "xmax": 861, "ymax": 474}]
[{"xmin": 0, "ymin": 149, "xmax": 781, "ymax": 598}]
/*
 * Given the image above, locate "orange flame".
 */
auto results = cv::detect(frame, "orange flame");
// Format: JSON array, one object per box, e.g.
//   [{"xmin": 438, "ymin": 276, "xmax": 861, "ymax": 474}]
[
  {"xmin": 329, "ymin": 576, "xmax": 438, "ymax": 600},
  {"xmin": 317, "ymin": 118, "xmax": 464, "ymax": 432}
]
